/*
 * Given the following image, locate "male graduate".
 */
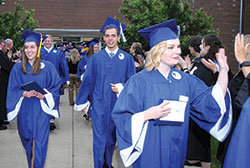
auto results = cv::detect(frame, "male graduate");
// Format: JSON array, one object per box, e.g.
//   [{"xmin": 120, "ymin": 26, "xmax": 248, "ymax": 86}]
[
  {"xmin": 74, "ymin": 17, "xmax": 136, "ymax": 168},
  {"xmin": 40, "ymin": 34, "xmax": 70, "ymax": 130}
]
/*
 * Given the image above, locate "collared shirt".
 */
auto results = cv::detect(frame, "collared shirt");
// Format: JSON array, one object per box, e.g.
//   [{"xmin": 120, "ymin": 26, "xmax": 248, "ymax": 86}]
[
  {"xmin": 105, "ymin": 47, "xmax": 119, "ymax": 58},
  {"xmin": 44, "ymin": 46, "xmax": 53, "ymax": 53}
]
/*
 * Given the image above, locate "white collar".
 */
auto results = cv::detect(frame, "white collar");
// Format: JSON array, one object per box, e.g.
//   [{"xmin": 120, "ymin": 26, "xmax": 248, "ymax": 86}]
[
  {"xmin": 105, "ymin": 47, "xmax": 119, "ymax": 56},
  {"xmin": 44, "ymin": 46, "xmax": 54, "ymax": 53}
]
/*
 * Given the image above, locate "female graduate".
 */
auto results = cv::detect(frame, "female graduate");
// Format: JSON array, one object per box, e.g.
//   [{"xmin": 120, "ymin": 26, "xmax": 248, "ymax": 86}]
[
  {"xmin": 6, "ymin": 30, "xmax": 61, "ymax": 168},
  {"xmin": 112, "ymin": 19, "xmax": 232, "ymax": 168}
]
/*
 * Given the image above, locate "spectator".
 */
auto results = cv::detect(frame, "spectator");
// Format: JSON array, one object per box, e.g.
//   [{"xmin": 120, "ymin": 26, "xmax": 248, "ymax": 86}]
[
  {"xmin": 68, "ymin": 48, "xmax": 81, "ymax": 106},
  {"xmin": 129, "ymin": 42, "xmax": 145, "ymax": 72},
  {"xmin": 0, "ymin": 36, "xmax": 14, "ymax": 130}
]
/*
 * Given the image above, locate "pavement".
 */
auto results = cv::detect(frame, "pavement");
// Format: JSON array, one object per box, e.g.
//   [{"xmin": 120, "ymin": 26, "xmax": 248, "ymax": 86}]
[{"xmin": 0, "ymin": 88, "xmax": 195, "ymax": 168}]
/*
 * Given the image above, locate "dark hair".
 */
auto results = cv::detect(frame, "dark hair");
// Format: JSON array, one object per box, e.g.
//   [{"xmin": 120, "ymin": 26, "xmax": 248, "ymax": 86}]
[
  {"xmin": 203, "ymin": 34, "xmax": 224, "ymax": 60},
  {"xmin": 104, "ymin": 27, "xmax": 119, "ymax": 36},
  {"xmin": 188, "ymin": 36, "xmax": 202, "ymax": 53}
]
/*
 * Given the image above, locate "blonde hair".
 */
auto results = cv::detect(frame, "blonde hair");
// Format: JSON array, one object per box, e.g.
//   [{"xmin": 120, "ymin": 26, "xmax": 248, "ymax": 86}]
[
  {"xmin": 21, "ymin": 44, "xmax": 41, "ymax": 74},
  {"xmin": 145, "ymin": 41, "xmax": 167, "ymax": 71},
  {"xmin": 244, "ymin": 34, "xmax": 250, "ymax": 61},
  {"xmin": 69, "ymin": 48, "xmax": 81, "ymax": 64},
  {"xmin": 45, "ymin": 34, "xmax": 53, "ymax": 41}
]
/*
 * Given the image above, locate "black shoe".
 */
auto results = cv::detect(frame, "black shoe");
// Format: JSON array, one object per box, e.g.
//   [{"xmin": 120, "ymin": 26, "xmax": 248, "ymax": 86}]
[
  {"xmin": 2, "ymin": 121, "xmax": 9, "ymax": 125},
  {"xmin": 83, "ymin": 114, "xmax": 90, "ymax": 120},
  {"xmin": 0, "ymin": 125, "xmax": 7, "ymax": 130},
  {"xmin": 50, "ymin": 123, "xmax": 56, "ymax": 130},
  {"xmin": 184, "ymin": 160, "xmax": 201, "ymax": 167}
]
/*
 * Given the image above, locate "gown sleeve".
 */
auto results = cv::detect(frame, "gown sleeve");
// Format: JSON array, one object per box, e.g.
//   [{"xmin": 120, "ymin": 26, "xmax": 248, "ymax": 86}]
[
  {"xmin": 6, "ymin": 64, "xmax": 25, "ymax": 121},
  {"xmin": 59, "ymin": 50, "xmax": 70, "ymax": 83},
  {"xmin": 76, "ymin": 56, "xmax": 88, "ymax": 79},
  {"xmin": 190, "ymin": 80, "xmax": 232, "ymax": 142},
  {"xmin": 40, "ymin": 63, "xmax": 61, "ymax": 118},
  {"xmin": 74, "ymin": 56, "xmax": 95, "ymax": 111},
  {"xmin": 112, "ymin": 75, "xmax": 147, "ymax": 167}
]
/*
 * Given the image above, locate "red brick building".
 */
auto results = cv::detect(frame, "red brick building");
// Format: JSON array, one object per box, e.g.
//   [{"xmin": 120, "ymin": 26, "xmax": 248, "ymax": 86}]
[{"xmin": 1, "ymin": 0, "xmax": 249, "ymax": 72}]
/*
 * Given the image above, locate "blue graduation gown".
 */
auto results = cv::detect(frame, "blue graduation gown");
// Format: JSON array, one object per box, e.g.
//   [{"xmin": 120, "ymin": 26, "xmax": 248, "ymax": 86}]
[
  {"xmin": 77, "ymin": 55, "xmax": 88, "ymax": 79},
  {"xmin": 223, "ymin": 97, "xmax": 250, "ymax": 168},
  {"xmin": 6, "ymin": 61, "xmax": 61, "ymax": 168},
  {"xmin": 112, "ymin": 68, "xmax": 232, "ymax": 168},
  {"xmin": 40, "ymin": 47, "xmax": 70, "ymax": 94},
  {"xmin": 74, "ymin": 49, "xmax": 135, "ymax": 168}
]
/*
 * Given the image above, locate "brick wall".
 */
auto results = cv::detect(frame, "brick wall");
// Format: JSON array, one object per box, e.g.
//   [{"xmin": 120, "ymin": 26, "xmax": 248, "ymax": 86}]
[
  {"xmin": 1, "ymin": 0, "xmax": 249, "ymax": 72},
  {"xmin": 0, "ymin": 0, "xmax": 125, "ymax": 29}
]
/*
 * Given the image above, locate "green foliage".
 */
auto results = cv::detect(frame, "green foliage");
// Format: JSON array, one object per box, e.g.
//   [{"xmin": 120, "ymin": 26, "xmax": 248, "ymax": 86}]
[
  {"xmin": 0, "ymin": 0, "xmax": 38, "ymax": 51},
  {"xmin": 119, "ymin": 0, "xmax": 218, "ymax": 55}
]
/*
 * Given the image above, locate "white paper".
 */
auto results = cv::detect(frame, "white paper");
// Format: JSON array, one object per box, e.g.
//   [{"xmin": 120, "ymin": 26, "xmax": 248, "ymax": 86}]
[{"xmin": 159, "ymin": 100, "xmax": 187, "ymax": 122}]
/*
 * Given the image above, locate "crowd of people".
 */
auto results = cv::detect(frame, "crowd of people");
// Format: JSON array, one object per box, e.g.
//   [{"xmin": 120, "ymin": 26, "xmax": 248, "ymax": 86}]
[{"xmin": 0, "ymin": 16, "xmax": 249, "ymax": 168}]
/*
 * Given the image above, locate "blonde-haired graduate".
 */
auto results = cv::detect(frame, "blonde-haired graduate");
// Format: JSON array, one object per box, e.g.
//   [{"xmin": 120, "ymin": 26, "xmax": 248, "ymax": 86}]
[
  {"xmin": 112, "ymin": 19, "xmax": 232, "ymax": 168},
  {"xmin": 6, "ymin": 30, "xmax": 61, "ymax": 168}
]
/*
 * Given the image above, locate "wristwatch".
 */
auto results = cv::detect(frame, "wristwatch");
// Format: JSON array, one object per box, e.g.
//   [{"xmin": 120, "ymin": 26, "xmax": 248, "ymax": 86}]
[{"xmin": 239, "ymin": 61, "xmax": 250, "ymax": 68}]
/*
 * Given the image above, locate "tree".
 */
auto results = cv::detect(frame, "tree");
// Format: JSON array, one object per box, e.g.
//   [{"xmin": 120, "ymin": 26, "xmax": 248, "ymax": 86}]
[
  {"xmin": 119, "ymin": 0, "xmax": 217, "ymax": 55},
  {"xmin": 0, "ymin": 0, "xmax": 38, "ymax": 51}
]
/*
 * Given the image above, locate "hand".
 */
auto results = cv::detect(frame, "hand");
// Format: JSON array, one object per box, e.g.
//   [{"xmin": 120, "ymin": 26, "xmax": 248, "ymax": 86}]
[
  {"xmin": 201, "ymin": 58, "xmax": 217, "ymax": 74},
  {"xmin": 7, "ymin": 50, "xmax": 12, "ymax": 59},
  {"xmin": 82, "ymin": 107, "xmax": 88, "ymax": 115},
  {"xmin": 35, "ymin": 92, "xmax": 45, "ymax": 99},
  {"xmin": 178, "ymin": 56, "xmax": 189, "ymax": 69},
  {"xmin": 216, "ymin": 48, "xmax": 229, "ymax": 72},
  {"xmin": 144, "ymin": 101, "xmax": 171, "ymax": 122},
  {"xmin": 22, "ymin": 90, "xmax": 37, "ymax": 98},
  {"xmin": 110, "ymin": 83, "xmax": 119, "ymax": 94},
  {"xmin": 234, "ymin": 33, "xmax": 250, "ymax": 64}
]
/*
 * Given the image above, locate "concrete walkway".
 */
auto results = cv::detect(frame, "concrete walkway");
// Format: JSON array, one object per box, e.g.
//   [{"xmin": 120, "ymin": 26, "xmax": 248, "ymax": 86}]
[{"xmin": 0, "ymin": 88, "xmax": 195, "ymax": 168}]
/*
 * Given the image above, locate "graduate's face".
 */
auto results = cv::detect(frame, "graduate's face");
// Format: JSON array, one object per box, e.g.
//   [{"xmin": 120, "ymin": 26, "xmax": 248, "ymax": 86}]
[
  {"xmin": 160, "ymin": 39, "xmax": 181, "ymax": 67},
  {"xmin": 24, "ymin": 42, "xmax": 38, "ymax": 61},
  {"xmin": 44, "ymin": 37, "xmax": 53, "ymax": 49},
  {"xmin": 103, "ymin": 28, "xmax": 120, "ymax": 50},
  {"xmin": 93, "ymin": 44, "xmax": 99, "ymax": 53}
]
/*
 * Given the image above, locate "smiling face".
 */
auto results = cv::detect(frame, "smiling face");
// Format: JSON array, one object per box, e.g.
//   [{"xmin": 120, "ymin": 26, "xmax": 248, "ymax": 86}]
[
  {"xmin": 160, "ymin": 38, "xmax": 181, "ymax": 67},
  {"xmin": 103, "ymin": 28, "xmax": 120, "ymax": 51},
  {"xmin": 43, "ymin": 36, "xmax": 53, "ymax": 49},
  {"xmin": 24, "ymin": 41, "xmax": 38, "ymax": 64},
  {"xmin": 93, "ymin": 44, "xmax": 99, "ymax": 53}
]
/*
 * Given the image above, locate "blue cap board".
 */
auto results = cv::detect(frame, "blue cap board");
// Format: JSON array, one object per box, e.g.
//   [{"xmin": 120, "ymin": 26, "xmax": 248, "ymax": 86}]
[
  {"xmin": 86, "ymin": 38, "xmax": 100, "ymax": 48},
  {"xmin": 100, "ymin": 16, "xmax": 127, "ymax": 35},
  {"xmin": 20, "ymin": 29, "xmax": 47, "ymax": 46},
  {"xmin": 138, "ymin": 19, "xmax": 179, "ymax": 48}
]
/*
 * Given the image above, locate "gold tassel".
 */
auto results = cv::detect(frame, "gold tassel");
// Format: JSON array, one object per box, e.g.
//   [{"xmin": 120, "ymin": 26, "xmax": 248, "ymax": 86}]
[{"xmin": 37, "ymin": 33, "xmax": 43, "ymax": 58}]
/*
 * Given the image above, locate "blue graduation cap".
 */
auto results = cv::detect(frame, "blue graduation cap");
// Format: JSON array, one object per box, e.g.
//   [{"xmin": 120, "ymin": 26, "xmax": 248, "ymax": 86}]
[
  {"xmin": 20, "ymin": 29, "xmax": 47, "ymax": 46},
  {"xmin": 138, "ymin": 19, "xmax": 179, "ymax": 48},
  {"xmin": 86, "ymin": 38, "xmax": 100, "ymax": 48},
  {"xmin": 100, "ymin": 16, "xmax": 127, "ymax": 42},
  {"xmin": 20, "ymin": 29, "xmax": 47, "ymax": 58}
]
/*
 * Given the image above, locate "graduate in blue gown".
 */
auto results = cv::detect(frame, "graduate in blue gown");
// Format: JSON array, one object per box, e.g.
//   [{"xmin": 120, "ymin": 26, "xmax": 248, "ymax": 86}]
[
  {"xmin": 40, "ymin": 34, "xmax": 70, "ymax": 95},
  {"xmin": 6, "ymin": 30, "xmax": 61, "ymax": 168},
  {"xmin": 74, "ymin": 17, "xmax": 135, "ymax": 168},
  {"xmin": 77, "ymin": 38, "xmax": 100, "ymax": 81},
  {"xmin": 111, "ymin": 19, "xmax": 232, "ymax": 168},
  {"xmin": 223, "ymin": 97, "xmax": 250, "ymax": 168}
]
